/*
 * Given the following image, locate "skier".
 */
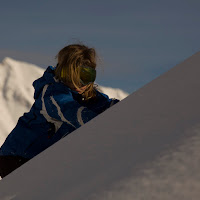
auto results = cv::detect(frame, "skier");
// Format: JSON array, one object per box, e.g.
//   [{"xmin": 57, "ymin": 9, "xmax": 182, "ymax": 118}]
[{"xmin": 0, "ymin": 44, "xmax": 119, "ymax": 178}]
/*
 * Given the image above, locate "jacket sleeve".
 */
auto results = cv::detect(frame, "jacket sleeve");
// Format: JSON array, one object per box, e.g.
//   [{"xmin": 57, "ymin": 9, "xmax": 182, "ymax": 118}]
[{"xmin": 40, "ymin": 84, "xmax": 98, "ymax": 130}]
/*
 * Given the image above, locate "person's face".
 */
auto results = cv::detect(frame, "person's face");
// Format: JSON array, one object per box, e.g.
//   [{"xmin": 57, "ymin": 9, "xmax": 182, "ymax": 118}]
[
  {"xmin": 66, "ymin": 82, "xmax": 88, "ymax": 94},
  {"xmin": 74, "ymin": 85, "xmax": 87, "ymax": 94}
]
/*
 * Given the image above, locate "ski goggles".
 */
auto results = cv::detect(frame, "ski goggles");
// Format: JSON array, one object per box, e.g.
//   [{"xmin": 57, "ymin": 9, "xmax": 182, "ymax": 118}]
[
  {"xmin": 79, "ymin": 66, "xmax": 96, "ymax": 86},
  {"xmin": 61, "ymin": 66, "xmax": 96, "ymax": 86}
]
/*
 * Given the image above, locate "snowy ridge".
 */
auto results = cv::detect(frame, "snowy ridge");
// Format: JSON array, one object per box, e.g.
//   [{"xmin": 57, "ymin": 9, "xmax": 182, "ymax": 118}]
[{"xmin": 0, "ymin": 57, "xmax": 128, "ymax": 146}]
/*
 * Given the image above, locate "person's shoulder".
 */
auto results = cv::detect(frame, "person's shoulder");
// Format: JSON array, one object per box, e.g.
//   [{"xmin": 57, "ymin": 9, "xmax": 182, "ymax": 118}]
[{"xmin": 42, "ymin": 79, "xmax": 74, "ymax": 104}]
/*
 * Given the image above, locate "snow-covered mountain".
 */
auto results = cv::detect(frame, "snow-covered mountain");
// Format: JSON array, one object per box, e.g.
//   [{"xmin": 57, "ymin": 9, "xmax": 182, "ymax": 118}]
[{"xmin": 0, "ymin": 57, "xmax": 129, "ymax": 146}]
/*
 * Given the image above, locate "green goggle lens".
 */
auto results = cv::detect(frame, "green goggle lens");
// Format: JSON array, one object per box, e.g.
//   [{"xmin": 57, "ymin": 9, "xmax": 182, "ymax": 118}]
[{"xmin": 79, "ymin": 66, "xmax": 96, "ymax": 86}]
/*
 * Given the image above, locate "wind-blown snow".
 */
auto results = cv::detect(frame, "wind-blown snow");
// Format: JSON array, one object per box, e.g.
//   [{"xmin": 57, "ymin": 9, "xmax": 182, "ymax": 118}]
[{"xmin": 0, "ymin": 57, "xmax": 129, "ymax": 146}]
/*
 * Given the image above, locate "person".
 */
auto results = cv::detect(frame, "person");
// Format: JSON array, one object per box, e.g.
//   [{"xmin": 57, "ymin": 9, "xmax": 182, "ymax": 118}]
[{"xmin": 0, "ymin": 44, "xmax": 119, "ymax": 178}]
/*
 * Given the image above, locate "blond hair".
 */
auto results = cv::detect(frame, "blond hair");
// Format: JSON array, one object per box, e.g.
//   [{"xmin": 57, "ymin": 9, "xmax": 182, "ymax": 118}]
[{"xmin": 55, "ymin": 44, "xmax": 97, "ymax": 100}]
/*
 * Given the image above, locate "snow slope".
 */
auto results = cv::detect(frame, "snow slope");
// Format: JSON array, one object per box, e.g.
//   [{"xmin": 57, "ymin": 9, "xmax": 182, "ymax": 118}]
[
  {"xmin": 0, "ymin": 52, "xmax": 199, "ymax": 199},
  {"xmin": 0, "ymin": 57, "xmax": 129, "ymax": 146}
]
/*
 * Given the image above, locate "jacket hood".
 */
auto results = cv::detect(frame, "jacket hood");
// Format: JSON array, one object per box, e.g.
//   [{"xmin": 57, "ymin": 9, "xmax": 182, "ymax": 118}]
[{"xmin": 33, "ymin": 66, "xmax": 57, "ymax": 99}]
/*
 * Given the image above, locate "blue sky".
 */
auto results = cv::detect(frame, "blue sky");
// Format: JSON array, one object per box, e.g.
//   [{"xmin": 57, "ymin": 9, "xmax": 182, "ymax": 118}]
[{"xmin": 0, "ymin": 0, "xmax": 199, "ymax": 93}]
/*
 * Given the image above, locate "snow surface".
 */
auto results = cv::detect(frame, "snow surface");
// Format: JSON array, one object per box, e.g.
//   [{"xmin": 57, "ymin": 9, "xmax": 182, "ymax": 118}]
[
  {"xmin": 0, "ymin": 57, "xmax": 129, "ymax": 147},
  {"xmin": 88, "ymin": 124, "xmax": 200, "ymax": 200},
  {"xmin": 0, "ymin": 52, "xmax": 200, "ymax": 199}
]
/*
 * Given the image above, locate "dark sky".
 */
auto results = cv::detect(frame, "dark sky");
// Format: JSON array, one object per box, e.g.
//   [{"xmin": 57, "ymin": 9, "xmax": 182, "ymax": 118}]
[{"xmin": 0, "ymin": 0, "xmax": 199, "ymax": 93}]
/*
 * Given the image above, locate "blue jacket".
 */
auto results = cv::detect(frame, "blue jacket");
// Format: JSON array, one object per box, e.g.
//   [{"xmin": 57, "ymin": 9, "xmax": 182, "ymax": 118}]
[{"xmin": 0, "ymin": 66, "xmax": 119, "ymax": 159}]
